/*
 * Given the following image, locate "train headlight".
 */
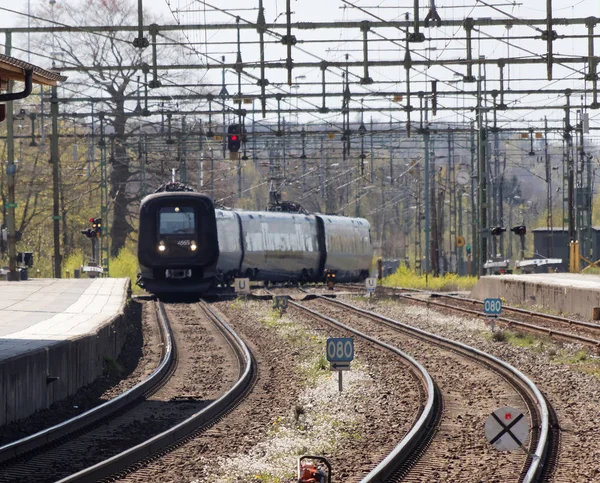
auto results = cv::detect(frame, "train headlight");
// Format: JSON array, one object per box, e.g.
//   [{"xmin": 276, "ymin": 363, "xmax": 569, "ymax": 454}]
[
  {"xmin": 158, "ymin": 242, "xmax": 166, "ymax": 252},
  {"xmin": 190, "ymin": 243, "xmax": 197, "ymax": 251}
]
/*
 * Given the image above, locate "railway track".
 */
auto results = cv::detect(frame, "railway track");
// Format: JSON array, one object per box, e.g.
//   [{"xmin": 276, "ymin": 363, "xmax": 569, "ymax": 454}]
[
  {"xmin": 292, "ymin": 294, "xmax": 557, "ymax": 483},
  {"xmin": 371, "ymin": 285, "xmax": 600, "ymax": 348},
  {"xmin": 277, "ymin": 292, "xmax": 441, "ymax": 482},
  {"xmin": 0, "ymin": 300, "xmax": 254, "ymax": 483}
]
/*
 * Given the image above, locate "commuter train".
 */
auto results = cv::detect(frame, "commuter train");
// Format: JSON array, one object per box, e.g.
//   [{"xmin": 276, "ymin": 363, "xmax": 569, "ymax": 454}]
[{"xmin": 137, "ymin": 185, "xmax": 373, "ymax": 294}]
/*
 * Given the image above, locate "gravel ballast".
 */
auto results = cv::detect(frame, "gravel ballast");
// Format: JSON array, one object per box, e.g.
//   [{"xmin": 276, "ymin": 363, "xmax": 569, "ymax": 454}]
[
  {"xmin": 120, "ymin": 298, "xmax": 421, "ymax": 483},
  {"xmin": 346, "ymin": 295, "xmax": 600, "ymax": 482}
]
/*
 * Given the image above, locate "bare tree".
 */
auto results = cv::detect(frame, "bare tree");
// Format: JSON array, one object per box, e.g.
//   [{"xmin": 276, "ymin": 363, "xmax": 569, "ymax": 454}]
[{"xmin": 32, "ymin": 0, "xmax": 185, "ymax": 256}]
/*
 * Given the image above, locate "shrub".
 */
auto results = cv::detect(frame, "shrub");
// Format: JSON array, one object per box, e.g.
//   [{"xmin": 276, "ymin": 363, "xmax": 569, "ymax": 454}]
[
  {"xmin": 382, "ymin": 265, "xmax": 478, "ymax": 292},
  {"xmin": 109, "ymin": 246, "xmax": 139, "ymax": 280},
  {"xmin": 491, "ymin": 330, "xmax": 507, "ymax": 342},
  {"xmin": 63, "ymin": 249, "xmax": 85, "ymax": 278}
]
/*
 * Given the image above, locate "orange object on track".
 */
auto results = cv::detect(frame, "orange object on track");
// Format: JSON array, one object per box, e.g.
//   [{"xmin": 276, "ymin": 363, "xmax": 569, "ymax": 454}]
[{"xmin": 297, "ymin": 456, "xmax": 330, "ymax": 483}]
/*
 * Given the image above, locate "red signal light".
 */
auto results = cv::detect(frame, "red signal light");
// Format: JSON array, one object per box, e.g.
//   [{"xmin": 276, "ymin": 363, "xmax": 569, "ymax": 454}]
[
  {"xmin": 231, "ymin": 135, "xmax": 238, "ymax": 141},
  {"xmin": 89, "ymin": 218, "xmax": 94, "ymax": 223}
]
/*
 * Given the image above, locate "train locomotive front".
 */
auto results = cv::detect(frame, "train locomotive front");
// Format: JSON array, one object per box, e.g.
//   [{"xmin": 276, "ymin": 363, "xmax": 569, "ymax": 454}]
[{"xmin": 137, "ymin": 191, "xmax": 219, "ymax": 293}]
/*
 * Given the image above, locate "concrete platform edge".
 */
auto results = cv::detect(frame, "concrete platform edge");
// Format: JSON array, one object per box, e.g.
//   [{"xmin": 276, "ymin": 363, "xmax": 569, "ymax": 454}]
[
  {"xmin": 0, "ymin": 279, "xmax": 132, "ymax": 426},
  {"xmin": 470, "ymin": 276, "xmax": 600, "ymax": 319}
]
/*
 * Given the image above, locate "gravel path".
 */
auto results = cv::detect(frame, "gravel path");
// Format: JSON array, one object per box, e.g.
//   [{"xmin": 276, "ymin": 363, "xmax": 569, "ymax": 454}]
[{"xmin": 345, "ymin": 295, "xmax": 600, "ymax": 482}]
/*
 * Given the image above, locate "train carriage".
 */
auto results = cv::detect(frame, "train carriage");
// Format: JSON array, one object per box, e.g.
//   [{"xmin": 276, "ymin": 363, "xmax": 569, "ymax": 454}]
[
  {"xmin": 137, "ymin": 184, "xmax": 374, "ymax": 294},
  {"xmin": 137, "ymin": 191, "xmax": 219, "ymax": 293},
  {"xmin": 237, "ymin": 211, "xmax": 322, "ymax": 282},
  {"xmin": 318, "ymin": 215, "xmax": 372, "ymax": 282}
]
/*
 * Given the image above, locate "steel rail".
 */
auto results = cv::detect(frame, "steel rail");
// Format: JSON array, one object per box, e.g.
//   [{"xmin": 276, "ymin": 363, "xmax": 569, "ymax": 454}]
[
  {"xmin": 314, "ymin": 295, "xmax": 551, "ymax": 483},
  {"xmin": 56, "ymin": 300, "xmax": 254, "ymax": 483},
  {"xmin": 0, "ymin": 299, "xmax": 175, "ymax": 465},
  {"xmin": 378, "ymin": 287, "xmax": 600, "ymax": 347},
  {"xmin": 439, "ymin": 292, "xmax": 600, "ymax": 331},
  {"xmin": 287, "ymin": 298, "xmax": 440, "ymax": 483}
]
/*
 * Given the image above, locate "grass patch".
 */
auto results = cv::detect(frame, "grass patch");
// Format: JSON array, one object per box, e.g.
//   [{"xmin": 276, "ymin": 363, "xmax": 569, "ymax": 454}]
[
  {"xmin": 230, "ymin": 297, "xmax": 243, "ymax": 310},
  {"xmin": 485, "ymin": 328, "xmax": 544, "ymax": 350},
  {"xmin": 551, "ymin": 348, "xmax": 600, "ymax": 378},
  {"xmin": 382, "ymin": 265, "xmax": 478, "ymax": 292},
  {"xmin": 505, "ymin": 331, "xmax": 538, "ymax": 348}
]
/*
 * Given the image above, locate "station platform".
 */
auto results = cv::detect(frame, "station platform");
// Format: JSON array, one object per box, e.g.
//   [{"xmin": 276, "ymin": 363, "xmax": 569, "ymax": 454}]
[
  {"xmin": 0, "ymin": 278, "xmax": 130, "ymax": 426},
  {"xmin": 470, "ymin": 274, "xmax": 600, "ymax": 319}
]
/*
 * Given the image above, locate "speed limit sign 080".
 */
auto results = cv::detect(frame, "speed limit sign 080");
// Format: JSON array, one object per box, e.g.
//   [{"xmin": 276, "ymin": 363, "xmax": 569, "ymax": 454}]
[
  {"xmin": 483, "ymin": 298, "xmax": 503, "ymax": 315},
  {"xmin": 326, "ymin": 337, "xmax": 354, "ymax": 362}
]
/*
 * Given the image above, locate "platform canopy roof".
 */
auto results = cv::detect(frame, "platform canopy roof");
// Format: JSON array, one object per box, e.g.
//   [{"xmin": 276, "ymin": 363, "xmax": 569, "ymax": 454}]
[{"xmin": 0, "ymin": 54, "xmax": 67, "ymax": 86}]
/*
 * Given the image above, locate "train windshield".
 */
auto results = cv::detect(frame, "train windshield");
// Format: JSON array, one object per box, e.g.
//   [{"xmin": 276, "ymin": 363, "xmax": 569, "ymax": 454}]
[{"xmin": 159, "ymin": 207, "xmax": 195, "ymax": 235}]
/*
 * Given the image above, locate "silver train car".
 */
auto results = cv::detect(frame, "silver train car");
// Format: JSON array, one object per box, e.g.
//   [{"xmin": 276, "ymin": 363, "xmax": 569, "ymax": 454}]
[
  {"xmin": 214, "ymin": 209, "xmax": 373, "ymax": 285},
  {"xmin": 138, "ymin": 189, "xmax": 373, "ymax": 293}
]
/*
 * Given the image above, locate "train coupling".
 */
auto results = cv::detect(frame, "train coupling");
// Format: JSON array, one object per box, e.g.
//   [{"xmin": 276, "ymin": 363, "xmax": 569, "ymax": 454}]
[{"xmin": 297, "ymin": 455, "xmax": 331, "ymax": 483}]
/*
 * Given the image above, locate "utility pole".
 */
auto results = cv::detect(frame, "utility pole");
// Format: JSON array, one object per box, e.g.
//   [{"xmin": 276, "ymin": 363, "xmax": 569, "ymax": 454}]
[
  {"xmin": 319, "ymin": 136, "xmax": 325, "ymax": 207},
  {"xmin": 423, "ymin": 101, "xmax": 431, "ymax": 275},
  {"xmin": 492, "ymin": 109, "xmax": 504, "ymax": 256},
  {"xmin": 447, "ymin": 130, "xmax": 456, "ymax": 271},
  {"xmin": 564, "ymin": 93, "xmax": 575, "ymax": 242},
  {"xmin": 140, "ymin": 135, "xmax": 147, "ymax": 198},
  {"xmin": 5, "ymin": 32, "xmax": 18, "ymax": 281},
  {"xmin": 403, "ymin": 170, "xmax": 410, "ymax": 267},
  {"xmin": 414, "ymin": 159, "xmax": 422, "ymax": 273},
  {"xmin": 198, "ymin": 121, "xmax": 204, "ymax": 192},
  {"xmin": 180, "ymin": 117, "xmax": 187, "ymax": 183},
  {"xmin": 469, "ymin": 122, "xmax": 477, "ymax": 275},
  {"xmin": 477, "ymin": 77, "xmax": 488, "ymax": 275},
  {"xmin": 51, "ymin": 85, "xmax": 62, "ymax": 278},
  {"xmin": 544, "ymin": 117, "xmax": 553, "ymax": 256},
  {"xmin": 325, "ymin": 138, "xmax": 330, "ymax": 213},
  {"xmin": 430, "ymin": 138, "xmax": 439, "ymax": 276},
  {"xmin": 300, "ymin": 128, "xmax": 307, "ymax": 193},
  {"xmin": 210, "ymin": 148, "xmax": 215, "ymax": 199}
]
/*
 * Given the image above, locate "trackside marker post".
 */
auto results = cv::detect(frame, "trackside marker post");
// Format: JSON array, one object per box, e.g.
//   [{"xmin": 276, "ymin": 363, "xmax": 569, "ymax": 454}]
[
  {"xmin": 326, "ymin": 337, "xmax": 354, "ymax": 392},
  {"xmin": 483, "ymin": 297, "xmax": 502, "ymax": 332},
  {"xmin": 365, "ymin": 277, "xmax": 376, "ymax": 296},
  {"xmin": 234, "ymin": 278, "xmax": 250, "ymax": 296}
]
